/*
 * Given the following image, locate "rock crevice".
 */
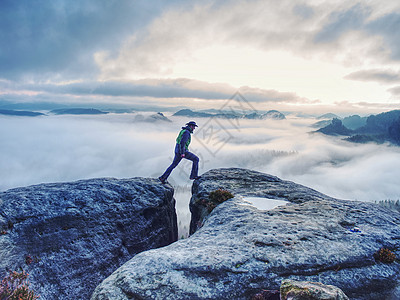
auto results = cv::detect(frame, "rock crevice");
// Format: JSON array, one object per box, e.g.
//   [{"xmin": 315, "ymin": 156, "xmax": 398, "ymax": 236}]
[{"xmin": 91, "ymin": 168, "xmax": 400, "ymax": 300}]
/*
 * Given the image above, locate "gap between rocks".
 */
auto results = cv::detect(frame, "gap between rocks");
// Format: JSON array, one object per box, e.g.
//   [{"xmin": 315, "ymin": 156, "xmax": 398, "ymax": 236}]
[{"xmin": 174, "ymin": 187, "xmax": 192, "ymax": 239}]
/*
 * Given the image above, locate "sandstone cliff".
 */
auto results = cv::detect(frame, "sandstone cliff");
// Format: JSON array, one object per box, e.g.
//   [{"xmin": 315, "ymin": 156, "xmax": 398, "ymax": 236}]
[
  {"xmin": 92, "ymin": 168, "xmax": 400, "ymax": 300},
  {"xmin": 0, "ymin": 177, "xmax": 177, "ymax": 299}
]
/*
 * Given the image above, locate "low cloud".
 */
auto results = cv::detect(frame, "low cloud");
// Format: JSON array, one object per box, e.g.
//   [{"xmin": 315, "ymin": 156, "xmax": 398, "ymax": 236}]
[
  {"xmin": 344, "ymin": 69, "xmax": 400, "ymax": 84},
  {"xmin": 2, "ymin": 113, "xmax": 400, "ymax": 236},
  {"xmin": 3, "ymin": 78, "xmax": 309, "ymax": 104},
  {"xmin": 2, "ymin": 114, "xmax": 399, "ymax": 202},
  {"xmin": 387, "ymin": 86, "xmax": 400, "ymax": 96}
]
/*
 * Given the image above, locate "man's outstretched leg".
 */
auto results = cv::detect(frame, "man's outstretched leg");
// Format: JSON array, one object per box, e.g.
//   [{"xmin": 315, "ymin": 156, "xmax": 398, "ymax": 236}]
[
  {"xmin": 184, "ymin": 151, "xmax": 200, "ymax": 180},
  {"xmin": 159, "ymin": 153, "xmax": 182, "ymax": 183}
]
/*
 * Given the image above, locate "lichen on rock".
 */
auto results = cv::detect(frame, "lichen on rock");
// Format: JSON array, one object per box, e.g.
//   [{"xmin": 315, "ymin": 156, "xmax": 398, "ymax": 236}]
[{"xmin": 280, "ymin": 279, "xmax": 349, "ymax": 300}]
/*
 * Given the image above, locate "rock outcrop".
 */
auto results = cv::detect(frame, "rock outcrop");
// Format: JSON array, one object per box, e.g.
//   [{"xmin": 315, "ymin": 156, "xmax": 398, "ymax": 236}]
[
  {"xmin": 342, "ymin": 115, "xmax": 367, "ymax": 130},
  {"xmin": 189, "ymin": 168, "xmax": 335, "ymax": 235},
  {"xmin": 0, "ymin": 177, "xmax": 177, "ymax": 299},
  {"xmin": 317, "ymin": 110, "xmax": 400, "ymax": 146},
  {"xmin": 316, "ymin": 118, "xmax": 353, "ymax": 136},
  {"xmin": 91, "ymin": 168, "xmax": 400, "ymax": 300}
]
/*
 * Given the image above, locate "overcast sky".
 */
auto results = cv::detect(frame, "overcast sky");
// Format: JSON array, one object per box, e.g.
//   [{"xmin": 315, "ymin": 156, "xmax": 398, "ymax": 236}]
[{"xmin": 2, "ymin": 0, "xmax": 400, "ymax": 113}]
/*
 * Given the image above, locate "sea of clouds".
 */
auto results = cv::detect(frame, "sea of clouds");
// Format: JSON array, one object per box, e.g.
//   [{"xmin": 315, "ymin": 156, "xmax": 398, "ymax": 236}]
[{"xmin": 1, "ymin": 112, "xmax": 400, "ymax": 237}]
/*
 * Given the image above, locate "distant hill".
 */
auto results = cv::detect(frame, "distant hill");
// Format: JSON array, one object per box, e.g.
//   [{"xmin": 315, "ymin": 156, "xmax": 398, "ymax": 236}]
[
  {"xmin": 173, "ymin": 109, "xmax": 285, "ymax": 120},
  {"xmin": 317, "ymin": 113, "xmax": 339, "ymax": 120},
  {"xmin": 244, "ymin": 110, "xmax": 285, "ymax": 120},
  {"xmin": 345, "ymin": 134, "xmax": 386, "ymax": 144},
  {"xmin": 134, "ymin": 112, "xmax": 172, "ymax": 123},
  {"xmin": 149, "ymin": 112, "xmax": 172, "ymax": 122},
  {"xmin": 317, "ymin": 110, "xmax": 400, "ymax": 146},
  {"xmin": 0, "ymin": 109, "xmax": 45, "ymax": 117},
  {"xmin": 262, "ymin": 110, "xmax": 286, "ymax": 120},
  {"xmin": 106, "ymin": 108, "xmax": 135, "ymax": 113},
  {"xmin": 388, "ymin": 117, "xmax": 400, "ymax": 144},
  {"xmin": 173, "ymin": 109, "xmax": 214, "ymax": 118},
  {"xmin": 311, "ymin": 119, "xmax": 332, "ymax": 128},
  {"xmin": 356, "ymin": 110, "xmax": 400, "ymax": 135},
  {"xmin": 50, "ymin": 108, "xmax": 109, "ymax": 115},
  {"xmin": 316, "ymin": 118, "xmax": 353, "ymax": 136},
  {"xmin": 312, "ymin": 114, "xmax": 367, "ymax": 130},
  {"xmin": 346, "ymin": 110, "xmax": 400, "ymax": 145},
  {"xmin": 197, "ymin": 109, "xmax": 224, "ymax": 114},
  {"xmin": 342, "ymin": 115, "xmax": 367, "ymax": 130}
]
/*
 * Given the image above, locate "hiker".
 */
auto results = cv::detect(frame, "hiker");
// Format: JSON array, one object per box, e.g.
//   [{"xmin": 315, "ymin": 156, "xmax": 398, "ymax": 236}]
[{"xmin": 159, "ymin": 121, "xmax": 201, "ymax": 184}]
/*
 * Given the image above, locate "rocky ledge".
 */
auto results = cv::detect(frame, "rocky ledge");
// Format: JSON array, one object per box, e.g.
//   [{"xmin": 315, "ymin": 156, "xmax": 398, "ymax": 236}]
[
  {"xmin": 189, "ymin": 168, "xmax": 336, "ymax": 234},
  {"xmin": 0, "ymin": 177, "xmax": 177, "ymax": 299},
  {"xmin": 91, "ymin": 168, "xmax": 400, "ymax": 300}
]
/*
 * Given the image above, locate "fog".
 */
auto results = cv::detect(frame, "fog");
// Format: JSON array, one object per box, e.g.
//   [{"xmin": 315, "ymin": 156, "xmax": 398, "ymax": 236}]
[{"xmin": 1, "ymin": 113, "xmax": 400, "ymax": 237}]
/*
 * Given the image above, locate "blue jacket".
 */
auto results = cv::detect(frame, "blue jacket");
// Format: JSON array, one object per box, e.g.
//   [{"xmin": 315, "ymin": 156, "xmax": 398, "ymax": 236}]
[{"xmin": 175, "ymin": 126, "xmax": 193, "ymax": 154}]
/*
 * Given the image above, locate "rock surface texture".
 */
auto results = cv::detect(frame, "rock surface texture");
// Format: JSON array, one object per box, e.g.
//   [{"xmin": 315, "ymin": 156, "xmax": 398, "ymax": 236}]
[
  {"xmin": 189, "ymin": 168, "xmax": 336, "ymax": 234},
  {"xmin": 91, "ymin": 168, "xmax": 400, "ymax": 300},
  {"xmin": 0, "ymin": 177, "xmax": 177, "ymax": 300}
]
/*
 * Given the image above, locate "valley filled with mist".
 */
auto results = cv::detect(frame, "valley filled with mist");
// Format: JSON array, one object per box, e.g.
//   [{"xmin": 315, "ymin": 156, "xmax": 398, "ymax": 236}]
[{"xmin": 1, "ymin": 110, "xmax": 400, "ymax": 237}]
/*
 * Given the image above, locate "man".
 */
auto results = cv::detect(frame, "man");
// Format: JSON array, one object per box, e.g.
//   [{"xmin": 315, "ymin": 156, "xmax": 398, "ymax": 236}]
[{"xmin": 159, "ymin": 121, "xmax": 201, "ymax": 184}]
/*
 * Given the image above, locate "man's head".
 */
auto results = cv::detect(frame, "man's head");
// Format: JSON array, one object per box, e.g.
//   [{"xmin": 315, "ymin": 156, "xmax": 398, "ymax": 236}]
[{"xmin": 186, "ymin": 121, "xmax": 198, "ymax": 130}]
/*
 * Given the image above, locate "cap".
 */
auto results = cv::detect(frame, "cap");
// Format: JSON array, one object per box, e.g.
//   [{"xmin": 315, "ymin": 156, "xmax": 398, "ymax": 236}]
[{"xmin": 186, "ymin": 121, "xmax": 198, "ymax": 127}]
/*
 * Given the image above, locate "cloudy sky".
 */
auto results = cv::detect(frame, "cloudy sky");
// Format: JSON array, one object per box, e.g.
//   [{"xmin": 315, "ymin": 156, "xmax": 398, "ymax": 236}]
[{"xmin": 2, "ymin": 0, "xmax": 400, "ymax": 113}]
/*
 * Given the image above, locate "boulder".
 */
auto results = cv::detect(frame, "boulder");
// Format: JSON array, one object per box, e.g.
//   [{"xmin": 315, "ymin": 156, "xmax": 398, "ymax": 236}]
[
  {"xmin": 0, "ymin": 177, "xmax": 177, "ymax": 299},
  {"xmin": 91, "ymin": 168, "xmax": 400, "ymax": 300},
  {"xmin": 280, "ymin": 279, "xmax": 349, "ymax": 300},
  {"xmin": 189, "ymin": 168, "xmax": 335, "ymax": 235}
]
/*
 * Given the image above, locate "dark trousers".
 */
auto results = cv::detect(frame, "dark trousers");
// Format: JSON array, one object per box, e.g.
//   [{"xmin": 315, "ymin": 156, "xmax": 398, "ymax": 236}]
[{"xmin": 160, "ymin": 151, "xmax": 199, "ymax": 180}]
